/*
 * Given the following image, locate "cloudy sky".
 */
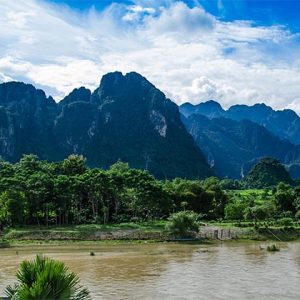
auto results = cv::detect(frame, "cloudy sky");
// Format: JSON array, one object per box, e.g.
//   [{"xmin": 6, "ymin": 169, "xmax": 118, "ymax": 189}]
[{"xmin": 1, "ymin": 0, "xmax": 300, "ymax": 112}]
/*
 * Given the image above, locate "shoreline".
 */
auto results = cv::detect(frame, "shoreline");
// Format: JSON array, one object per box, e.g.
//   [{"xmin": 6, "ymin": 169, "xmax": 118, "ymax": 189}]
[{"xmin": 1, "ymin": 225, "xmax": 300, "ymax": 247}]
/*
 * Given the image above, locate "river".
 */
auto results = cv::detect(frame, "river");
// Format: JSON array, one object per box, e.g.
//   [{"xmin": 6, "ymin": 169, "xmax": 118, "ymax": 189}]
[{"xmin": 0, "ymin": 242, "xmax": 300, "ymax": 299}]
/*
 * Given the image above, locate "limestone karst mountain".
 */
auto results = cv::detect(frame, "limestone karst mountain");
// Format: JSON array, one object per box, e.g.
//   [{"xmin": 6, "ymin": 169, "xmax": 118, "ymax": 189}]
[{"xmin": 0, "ymin": 72, "xmax": 212, "ymax": 179}]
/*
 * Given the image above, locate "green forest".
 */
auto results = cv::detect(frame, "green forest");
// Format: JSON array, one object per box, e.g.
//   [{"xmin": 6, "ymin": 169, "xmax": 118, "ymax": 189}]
[{"xmin": 0, "ymin": 154, "xmax": 300, "ymax": 229}]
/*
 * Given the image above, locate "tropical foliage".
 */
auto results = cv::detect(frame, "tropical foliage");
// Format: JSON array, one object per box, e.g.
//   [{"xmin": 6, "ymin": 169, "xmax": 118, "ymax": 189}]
[
  {"xmin": 0, "ymin": 155, "xmax": 227, "ymax": 227},
  {"xmin": 166, "ymin": 211, "xmax": 200, "ymax": 237},
  {"xmin": 1, "ymin": 154, "xmax": 300, "ymax": 228},
  {"xmin": 5, "ymin": 255, "xmax": 90, "ymax": 300}
]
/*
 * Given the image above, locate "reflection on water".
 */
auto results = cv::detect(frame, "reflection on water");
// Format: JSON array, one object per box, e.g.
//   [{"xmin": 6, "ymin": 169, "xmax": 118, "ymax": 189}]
[{"xmin": 0, "ymin": 242, "xmax": 300, "ymax": 299}]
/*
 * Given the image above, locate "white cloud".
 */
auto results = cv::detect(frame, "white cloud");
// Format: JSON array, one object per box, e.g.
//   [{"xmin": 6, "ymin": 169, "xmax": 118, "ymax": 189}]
[
  {"xmin": 0, "ymin": 0, "xmax": 300, "ymax": 113},
  {"xmin": 145, "ymin": 2, "xmax": 215, "ymax": 36},
  {"xmin": 122, "ymin": 5, "xmax": 155, "ymax": 22},
  {"xmin": 0, "ymin": 73, "xmax": 13, "ymax": 83}
]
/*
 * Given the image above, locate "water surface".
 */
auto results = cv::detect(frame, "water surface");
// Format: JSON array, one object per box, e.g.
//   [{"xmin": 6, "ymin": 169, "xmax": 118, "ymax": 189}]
[{"xmin": 0, "ymin": 242, "xmax": 299, "ymax": 299}]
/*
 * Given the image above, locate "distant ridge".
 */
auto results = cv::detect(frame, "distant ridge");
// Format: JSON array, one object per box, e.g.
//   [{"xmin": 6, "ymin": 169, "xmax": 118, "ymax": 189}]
[
  {"xmin": 181, "ymin": 100, "xmax": 300, "ymax": 179},
  {"xmin": 180, "ymin": 100, "xmax": 300, "ymax": 145}
]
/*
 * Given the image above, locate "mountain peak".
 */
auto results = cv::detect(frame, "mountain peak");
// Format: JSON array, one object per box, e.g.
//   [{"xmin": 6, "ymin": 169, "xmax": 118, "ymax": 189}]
[
  {"xmin": 59, "ymin": 87, "xmax": 91, "ymax": 107},
  {"xmin": 0, "ymin": 81, "xmax": 55, "ymax": 107},
  {"xmin": 228, "ymin": 102, "xmax": 273, "ymax": 113},
  {"xmin": 0, "ymin": 81, "xmax": 45, "ymax": 97},
  {"xmin": 180, "ymin": 100, "xmax": 224, "ymax": 118},
  {"xmin": 0, "ymin": 74, "xmax": 212, "ymax": 179},
  {"xmin": 99, "ymin": 71, "xmax": 149, "ymax": 86},
  {"xmin": 202, "ymin": 99, "xmax": 223, "ymax": 107},
  {"xmin": 94, "ymin": 71, "xmax": 158, "ymax": 105}
]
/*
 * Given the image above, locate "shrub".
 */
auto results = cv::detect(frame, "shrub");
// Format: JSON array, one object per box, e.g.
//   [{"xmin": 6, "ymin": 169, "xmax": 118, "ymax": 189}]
[
  {"xmin": 5, "ymin": 255, "xmax": 90, "ymax": 300},
  {"xmin": 0, "ymin": 239, "xmax": 10, "ymax": 248},
  {"xmin": 279, "ymin": 217, "xmax": 293, "ymax": 227},
  {"xmin": 267, "ymin": 244, "xmax": 280, "ymax": 252},
  {"xmin": 295, "ymin": 211, "xmax": 300, "ymax": 220},
  {"xmin": 254, "ymin": 224, "xmax": 260, "ymax": 230},
  {"xmin": 166, "ymin": 211, "xmax": 199, "ymax": 237},
  {"xmin": 224, "ymin": 200, "xmax": 247, "ymax": 221},
  {"xmin": 279, "ymin": 211, "xmax": 293, "ymax": 218},
  {"xmin": 244, "ymin": 203, "xmax": 276, "ymax": 221}
]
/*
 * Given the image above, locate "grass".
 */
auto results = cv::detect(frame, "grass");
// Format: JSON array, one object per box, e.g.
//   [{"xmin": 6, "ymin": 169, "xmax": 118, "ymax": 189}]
[
  {"xmin": 2, "ymin": 216, "xmax": 300, "ymax": 243},
  {"xmin": 7, "ymin": 239, "xmax": 164, "ymax": 246},
  {"xmin": 2, "ymin": 221, "xmax": 168, "ymax": 242},
  {"xmin": 0, "ymin": 239, "xmax": 10, "ymax": 248},
  {"xmin": 5, "ymin": 221, "xmax": 167, "ymax": 233},
  {"xmin": 229, "ymin": 189, "xmax": 273, "ymax": 205}
]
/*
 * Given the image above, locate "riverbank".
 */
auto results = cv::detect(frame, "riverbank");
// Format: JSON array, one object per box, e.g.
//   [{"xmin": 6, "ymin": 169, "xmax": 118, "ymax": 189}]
[{"xmin": 1, "ymin": 221, "xmax": 300, "ymax": 245}]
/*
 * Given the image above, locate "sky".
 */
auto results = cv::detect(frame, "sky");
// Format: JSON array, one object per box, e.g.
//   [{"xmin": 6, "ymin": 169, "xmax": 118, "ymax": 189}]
[{"xmin": 1, "ymin": 0, "xmax": 300, "ymax": 112}]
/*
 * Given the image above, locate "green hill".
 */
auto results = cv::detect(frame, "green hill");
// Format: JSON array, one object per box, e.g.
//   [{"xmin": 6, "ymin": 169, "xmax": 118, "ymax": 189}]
[{"xmin": 243, "ymin": 157, "xmax": 293, "ymax": 188}]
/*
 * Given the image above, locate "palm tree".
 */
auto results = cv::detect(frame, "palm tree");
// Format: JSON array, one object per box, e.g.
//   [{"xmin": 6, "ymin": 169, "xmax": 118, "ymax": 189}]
[{"xmin": 5, "ymin": 255, "xmax": 90, "ymax": 300}]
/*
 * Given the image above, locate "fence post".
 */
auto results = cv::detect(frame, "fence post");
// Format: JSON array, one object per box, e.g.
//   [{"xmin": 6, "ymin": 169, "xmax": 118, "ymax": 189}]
[{"xmin": 214, "ymin": 230, "xmax": 218, "ymax": 239}]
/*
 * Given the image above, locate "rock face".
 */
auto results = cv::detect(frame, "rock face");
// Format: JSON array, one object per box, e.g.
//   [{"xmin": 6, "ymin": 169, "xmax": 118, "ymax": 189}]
[
  {"xmin": 0, "ymin": 72, "xmax": 212, "ymax": 179},
  {"xmin": 0, "ymin": 82, "xmax": 58, "ymax": 161},
  {"xmin": 180, "ymin": 101, "xmax": 300, "ymax": 145},
  {"xmin": 58, "ymin": 87, "xmax": 91, "ymax": 108},
  {"xmin": 182, "ymin": 114, "xmax": 300, "ymax": 179}
]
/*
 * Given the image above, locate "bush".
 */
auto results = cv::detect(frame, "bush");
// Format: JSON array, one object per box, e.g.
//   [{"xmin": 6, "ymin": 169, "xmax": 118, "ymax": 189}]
[
  {"xmin": 5, "ymin": 255, "xmax": 90, "ymax": 300},
  {"xmin": 295, "ymin": 211, "xmax": 300, "ymax": 220},
  {"xmin": 244, "ymin": 203, "xmax": 276, "ymax": 221},
  {"xmin": 224, "ymin": 200, "xmax": 247, "ymax": 220},
  {"xmin": 254, "ymin": 224, "xmax": 260, "ymax": 230},
  {"xmin": 267, "ymin": 244, "xmax": 280, "ymax": 252},
  {"xmin": 279, "ymin": 211, "xmax": 293, "ymax": 218},
  {"xmin": 166, "ymin": 211, "xmax": 199, "ymax": 237},
  {"xmin": 0, "ymin": 239, "xmax": 10, "ymax": 248},
  {"xmin": 279, "ymin": 217, "xmax": 293, "ymax": 227}
]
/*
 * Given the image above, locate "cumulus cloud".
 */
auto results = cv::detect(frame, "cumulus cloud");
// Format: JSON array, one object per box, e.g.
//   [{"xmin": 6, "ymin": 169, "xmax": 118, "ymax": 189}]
[
  {"xmin": 145, "ymin": 2, "xmax": 215, "ymax": 36},
  {"xmin": 0, "ymin": 0, "xmax": 300, "ymax": 113}
]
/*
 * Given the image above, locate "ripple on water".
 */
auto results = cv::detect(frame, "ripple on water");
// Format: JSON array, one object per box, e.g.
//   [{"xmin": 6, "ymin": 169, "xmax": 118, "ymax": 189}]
[{"xmin": 0, "ymin": 242, "xmax": 300, "ymax": 299}]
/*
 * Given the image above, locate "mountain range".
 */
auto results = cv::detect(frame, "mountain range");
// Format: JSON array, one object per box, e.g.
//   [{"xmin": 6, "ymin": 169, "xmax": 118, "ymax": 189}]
[
  {"xmin": 180, "ymin": 101, "xmax": 300, "ymax": 178},
  {"xmin": 1, "ymin": 71, "xmax": 300, "ymax": 180},
  {"xmin": 180, "ymin": 100, "xmax": 300, "ymax": 145},
  {"xmin": 0, "ymin": 72, "xmax": 212, "ymax": 179}
]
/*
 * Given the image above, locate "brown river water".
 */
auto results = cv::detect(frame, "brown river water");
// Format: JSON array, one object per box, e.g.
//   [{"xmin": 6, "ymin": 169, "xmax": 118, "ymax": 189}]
[{"xmin": 0, "ymin": 242, "xmax": 300, "ymax": 299}]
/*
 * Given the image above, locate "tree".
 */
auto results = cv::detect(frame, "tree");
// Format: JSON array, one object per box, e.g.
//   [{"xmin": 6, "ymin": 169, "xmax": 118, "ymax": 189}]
[
  {"xmin": 0, "ymin": 158, "xmax": 16, "ymax": 191},
  {"xmin": 244, "ymin": 202, "xmax": 276, "ymax": 221},
  {"xmin": 275, "ymin": 182, "xmax": 295, "ymax": 213},
  {"xmin": 224, "ymin": 199, "xmax": 247, "ymax": 221},
  {"xmin": 0, "ymin": 190, "xmax": 26, "ymax": 226},
  {"xmin": 5, "ymin": 255, "xmax": 90, "ymax": 300},
  {"xmin": 81, "ymin": 169, "xmax": 112, "ymax": 224},
  {"xmin": 164, "ymin": 179, "xmax": 207, "ymax": 214},
  {"xmin": 62, "ymin": 154, "xmax": 87, "ymax": 176},
  {"xmin": 166, "ymin": 211, "xmax": 199, "ymax": 237},
  {"xmin": 53, "ymin": 175, "xmax": 73, "ymax": 225}
]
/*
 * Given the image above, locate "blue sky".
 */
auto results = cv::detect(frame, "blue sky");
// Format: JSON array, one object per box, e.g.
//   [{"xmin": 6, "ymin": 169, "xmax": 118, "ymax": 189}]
[
  {"xmin": 48, "ymin": 0, "xmax": 300, "ymax": 31},
  {"xmin": 202, "ymin": 0, "xmax": 300, "ymax": 31},
  {"xmin": 1, "ymin": 0, "xmax": 300, "ymax": 112}
]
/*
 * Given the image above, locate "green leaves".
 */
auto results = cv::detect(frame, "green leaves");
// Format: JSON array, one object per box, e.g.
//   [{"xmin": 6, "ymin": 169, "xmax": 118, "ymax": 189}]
[
  {"xmin": 243, "ymin": 158, "xmax": 293, "ymax": 189},
  {"xmin": 6, "ymin": 255, "xmax": 90, "ymax": 300},
  {"xmin": 166, "ymin": 211, "xmax": 200, "ymax": 237}
]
